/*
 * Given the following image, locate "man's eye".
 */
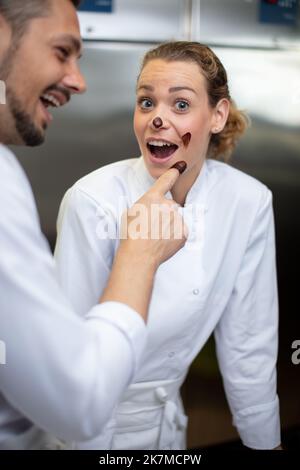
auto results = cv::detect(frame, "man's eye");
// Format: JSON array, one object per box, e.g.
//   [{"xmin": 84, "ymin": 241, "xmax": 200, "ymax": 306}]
[
  {"xmin": 57, "ymin": 47, "xmax": 70, "ymax": 60},
  {"xmin": 138, "ymin": 98, "xmax": 153, "ymax": 109},
  {"xmin": 175, "ymin": 100, "xmax": 189, "ymax": 111}
]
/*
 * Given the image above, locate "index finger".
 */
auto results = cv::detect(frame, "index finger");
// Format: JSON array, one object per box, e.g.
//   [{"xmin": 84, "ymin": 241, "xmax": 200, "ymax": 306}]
[{"xmin": 150, "ymin": 161, "xmax": 187, "ymax": 196}]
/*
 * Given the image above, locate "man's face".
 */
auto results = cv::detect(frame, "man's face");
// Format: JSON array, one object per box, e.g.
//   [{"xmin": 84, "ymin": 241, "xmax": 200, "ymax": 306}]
[{"xmin": 0, "ymin": 0, "xmax": 86, "ymax": 146}]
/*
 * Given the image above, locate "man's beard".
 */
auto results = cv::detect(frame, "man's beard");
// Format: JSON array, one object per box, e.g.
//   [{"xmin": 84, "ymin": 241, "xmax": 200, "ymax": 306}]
[
  {"xmin": 0, "ymin": 41, "xmax": 45, "ymax": 147},
  {"xmin": 7, "ymin": 87, "xmax": 45, "ymax": 147}
]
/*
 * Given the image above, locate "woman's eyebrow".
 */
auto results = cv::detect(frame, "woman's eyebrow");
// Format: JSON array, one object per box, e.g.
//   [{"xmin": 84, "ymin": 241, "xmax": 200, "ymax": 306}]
[
  {"xmin": 137, "ymin": 85, "xmax": 197, "ymax": 94},
  {"xmin": 137, "ymin": 84, "xmax": 154, "ymax": 92},
  {"xmin": 169, "ymin": 86, "xmax": 196, "ymax": 94}
]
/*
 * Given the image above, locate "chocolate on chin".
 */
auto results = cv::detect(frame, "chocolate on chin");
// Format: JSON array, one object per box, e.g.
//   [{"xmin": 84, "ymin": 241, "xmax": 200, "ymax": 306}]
[
  {"xmin": 171, "ymin": 161, "xmax": 187, "ymax": 174},
  {"xmin": 182, "ymin": 132, "xmax": 191, "ymax": 147}
]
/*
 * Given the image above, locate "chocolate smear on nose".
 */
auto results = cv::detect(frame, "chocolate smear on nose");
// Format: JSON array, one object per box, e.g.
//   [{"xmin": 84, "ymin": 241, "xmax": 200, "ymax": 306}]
[
  {"xmin": 182, "ymin": 132, "xmax": 191, "ymax": 147},
  {"xmin": 153, "ymin": 117, "xmax": 163, "ymax": 128}
]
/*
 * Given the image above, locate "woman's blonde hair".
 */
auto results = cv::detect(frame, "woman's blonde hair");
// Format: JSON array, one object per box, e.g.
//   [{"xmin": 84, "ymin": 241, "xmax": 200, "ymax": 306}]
[{"xmin": 139, "ymin": 41, "xmax": 249, "ymax": 161}]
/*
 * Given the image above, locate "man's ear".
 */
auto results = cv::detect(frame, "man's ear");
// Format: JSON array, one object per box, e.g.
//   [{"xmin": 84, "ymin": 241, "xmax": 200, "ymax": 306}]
[
  {"xmin": 0, "ymin": 14, "xmax": 12, "ymax": 60},
  {"xmin": 0, "ymin": 12, "xmax": 8, "ymax": 31},
  {"xmin": 211, "ymin": 98, "xmax": 230, "ymax": 133}
]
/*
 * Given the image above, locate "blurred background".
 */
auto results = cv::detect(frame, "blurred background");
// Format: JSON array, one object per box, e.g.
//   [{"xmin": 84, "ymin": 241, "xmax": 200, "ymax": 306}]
[{"xmin": 12, "ymin": 0, "xmax": 300, "ymax": 449}]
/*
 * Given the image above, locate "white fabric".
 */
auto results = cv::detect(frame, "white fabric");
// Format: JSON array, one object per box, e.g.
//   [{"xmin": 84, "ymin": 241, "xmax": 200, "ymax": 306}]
[
  {"xmin": 74, "ymin": 376, "xmax": 188, "ymax": 450},
  {"xmin": 55, "ymin": 156, "xmax": 281, "ymax": 450},
  {"xmin": 0, "ymin": 144, "xmax": 147, "ymax": 449}
]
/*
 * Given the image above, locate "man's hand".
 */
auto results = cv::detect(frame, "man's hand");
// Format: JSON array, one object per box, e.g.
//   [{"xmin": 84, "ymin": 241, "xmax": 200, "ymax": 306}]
[
  {"xmin": 120, "ymin": 165, "xmax": 188, "ymax": 269},
  {"xmin": 100, "ymin": 164, "xmax": 188, "ymax": 321}
]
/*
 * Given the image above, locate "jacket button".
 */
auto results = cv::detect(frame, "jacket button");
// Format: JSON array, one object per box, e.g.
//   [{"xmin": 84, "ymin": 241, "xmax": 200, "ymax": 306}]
[{"xmin": 193, "ymin": 289, "xmax": 199, "ymax": 295}]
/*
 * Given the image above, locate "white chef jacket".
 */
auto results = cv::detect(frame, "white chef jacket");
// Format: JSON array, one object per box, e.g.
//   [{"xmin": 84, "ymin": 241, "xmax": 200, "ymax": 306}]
[
  {"xmin": 55, "ymin": 156, "xmax": 281, "ymax": 450},
  {"xmin": 0, "ymin": 144, "xmax": 147, "ymax": 449}
]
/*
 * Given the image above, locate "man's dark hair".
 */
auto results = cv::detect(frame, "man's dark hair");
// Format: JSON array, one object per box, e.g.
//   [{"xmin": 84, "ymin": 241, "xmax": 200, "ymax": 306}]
[{"xmin": 0, "ymin": 0, "xmax": 81, "ymax": 42}]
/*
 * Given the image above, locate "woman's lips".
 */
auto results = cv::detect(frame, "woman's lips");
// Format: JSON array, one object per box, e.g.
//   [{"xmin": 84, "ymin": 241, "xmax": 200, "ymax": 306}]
[{"xmin": 148, "ymin": 153, "xmax": 176, "ymax": 165}]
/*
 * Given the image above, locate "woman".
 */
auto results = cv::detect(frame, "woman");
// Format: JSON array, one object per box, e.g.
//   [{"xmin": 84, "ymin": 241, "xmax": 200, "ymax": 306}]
[{"xmin": 54, "ymin": 42, "xmax": 281, "ymax": 450}]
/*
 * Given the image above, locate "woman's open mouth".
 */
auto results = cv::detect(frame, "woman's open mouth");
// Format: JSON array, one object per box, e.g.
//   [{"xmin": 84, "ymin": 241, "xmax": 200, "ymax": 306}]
[{"xmin": 147, "ymin": 139, "xmax": 179, "ymax": 163}]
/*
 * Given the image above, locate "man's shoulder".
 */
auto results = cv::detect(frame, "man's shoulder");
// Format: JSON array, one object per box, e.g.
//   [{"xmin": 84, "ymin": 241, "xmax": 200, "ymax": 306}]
[
  {"xmin": 0, "ymin": 144, "xmax": 33, "ymax": 199},
  {"xmin": 0, "ymin": 144, "xmax": 21, "ymax": 175},
  {"xmin": 0, "ymin": 145, "xmax": 41, "ymax": 233}
]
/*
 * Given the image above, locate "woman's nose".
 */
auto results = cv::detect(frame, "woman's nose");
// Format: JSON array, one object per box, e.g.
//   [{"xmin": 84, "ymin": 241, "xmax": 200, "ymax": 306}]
[{"xmin": 149, "ymin": 115, "xmax": 168, "ymax": 130}]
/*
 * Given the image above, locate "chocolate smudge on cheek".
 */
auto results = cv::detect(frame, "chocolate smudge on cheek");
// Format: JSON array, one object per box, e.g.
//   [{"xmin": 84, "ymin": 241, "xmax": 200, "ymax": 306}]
[{"xmin": 182, "ymin": 132, "xmax": 191, "ymax": 147}]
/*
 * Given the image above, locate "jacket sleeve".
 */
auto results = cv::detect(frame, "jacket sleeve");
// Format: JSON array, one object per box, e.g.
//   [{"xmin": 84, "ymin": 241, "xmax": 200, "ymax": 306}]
[
  {"xmin": 214, "ymin": 187, "xmax": 281, "ymax": 449},
  {"xmin": 54, "ymin": 186, "xmax": 117, "ymax": 317},
  {"xmin": 0, "ymin": 154, "xmax": 146, "ymax": 443}
]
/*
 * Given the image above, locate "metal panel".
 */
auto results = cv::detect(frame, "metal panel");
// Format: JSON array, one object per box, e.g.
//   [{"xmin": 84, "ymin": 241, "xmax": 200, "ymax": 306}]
[
  {"xmin": 192, "ymin": 0, "xmax": 300, "ymax": 47},
  {"xmin": 78, "ymin": 0, "xmax": 189, "ymax": 41}
]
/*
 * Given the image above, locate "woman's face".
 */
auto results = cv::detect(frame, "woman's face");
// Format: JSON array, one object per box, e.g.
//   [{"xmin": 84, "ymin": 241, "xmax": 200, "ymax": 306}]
[{"xmin": 134, "ymin": 59, "xmax": 218, "ymax": 180}]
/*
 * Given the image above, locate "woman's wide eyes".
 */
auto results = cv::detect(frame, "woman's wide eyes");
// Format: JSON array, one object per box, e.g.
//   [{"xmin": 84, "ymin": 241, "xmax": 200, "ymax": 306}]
[
  {"xmin": 175, "ymin": 100, "xmax": 189, "ymax": 111},
  {"xmin": 138, "ymin": 98, "xmax": 190, "ymax": 111},
  {"xmin": 139, "ymin": 98, "xmax": 153, "ymax": 109}
]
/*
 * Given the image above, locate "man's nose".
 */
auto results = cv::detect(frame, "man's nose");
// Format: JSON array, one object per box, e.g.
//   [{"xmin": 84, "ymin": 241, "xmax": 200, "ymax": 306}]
[{"xmin": 62, "ymin": 63, "xmax": 87, "ymax": 95}]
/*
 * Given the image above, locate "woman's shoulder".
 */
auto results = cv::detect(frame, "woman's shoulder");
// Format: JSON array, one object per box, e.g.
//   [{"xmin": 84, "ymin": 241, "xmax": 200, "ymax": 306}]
[
  {"xmin": 70, "ymin": 157, "xmax": 140, "ymax": 205},
  {"xmin": 206, "ymin": 159, "xmax": 271, "ymax": 206}
]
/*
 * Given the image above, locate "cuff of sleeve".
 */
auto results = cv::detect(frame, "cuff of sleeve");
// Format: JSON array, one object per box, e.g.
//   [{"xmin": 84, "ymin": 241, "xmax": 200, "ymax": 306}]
[
  {"xmin": 233, "ymin": 395, "xmax": 281, "ymax": 449},
  {"xmin": 86, "ymin": 301, "xmax": 147, "ymax": 376}
]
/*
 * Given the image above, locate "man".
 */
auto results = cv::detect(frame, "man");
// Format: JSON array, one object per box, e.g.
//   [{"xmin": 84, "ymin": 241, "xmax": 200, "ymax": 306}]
[{"xmin": 0, "ymin": 0, "xmax": 187, "ymax": 449}]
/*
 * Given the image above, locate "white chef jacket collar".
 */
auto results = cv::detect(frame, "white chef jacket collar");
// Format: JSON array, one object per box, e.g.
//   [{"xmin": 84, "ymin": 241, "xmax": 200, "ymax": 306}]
[{"xmin": 134, "ymin": 156, "xmax": 208, "ymax": 206}]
